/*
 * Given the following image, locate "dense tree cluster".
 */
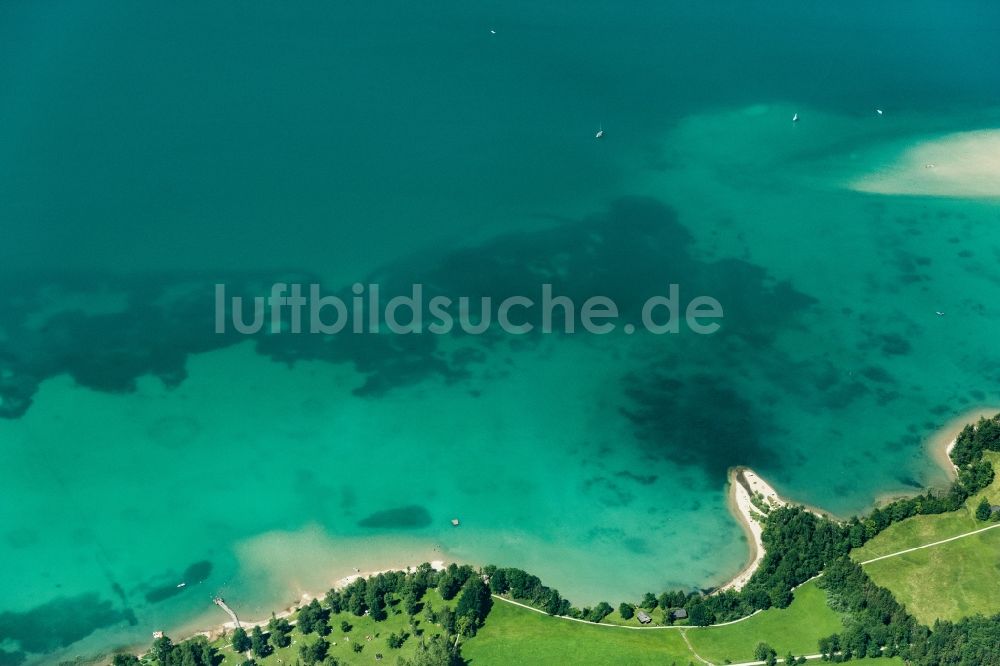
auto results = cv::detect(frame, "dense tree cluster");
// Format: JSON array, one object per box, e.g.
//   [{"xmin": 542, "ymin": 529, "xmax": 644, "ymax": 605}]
[
  {"xmin": 267, "ymin": 614, "xmax": 292, "ymax": 649},
  {"xmin": 905, "ymin": 614, "xmax": 1000, "ymax": 665},
  {"xmin": 296, "ymin": 598, "xmax": 329, "ymax": 635},
  {"xmin": 397, "ymin": 634, "xmax": 465, "ymax": 666},
  {"xmin": 486, "ymin": 566, "xmax": 571, "ymax": 616},
  {"xmin": 818, "ymin": 557, "xmax": 917, "ymax": 659},
  {"xmin": 437, "ymin": 563, "xmax": 476, "ymax": 601},
  {"xmin": 951, "ymin": 416, "xmax": 1000, "ymax": 466},
  {"xmin": 453, "ymin": 576, "xmax": 493, "ymax": 635},
  {"xmin": 143, "ymin": 635, "xmax": 217, "ymax": 666}
]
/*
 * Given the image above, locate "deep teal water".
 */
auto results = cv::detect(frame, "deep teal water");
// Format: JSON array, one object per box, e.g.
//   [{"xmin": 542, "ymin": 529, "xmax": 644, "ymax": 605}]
[{"xmin": 2, "ymin": 2, "xmax": 1000, "ymax": 663}]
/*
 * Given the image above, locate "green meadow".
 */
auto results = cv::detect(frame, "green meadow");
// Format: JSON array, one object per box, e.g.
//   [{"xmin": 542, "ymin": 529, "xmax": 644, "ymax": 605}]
[
  {"xmin": 684, "ymin": 580, "xmax": 843, "ymax": 664},
  {"xmin": 198, "ymin": 579, "xmax": 914, "ymax": 666},
  {"xmin": 852, "ymin": 452, "xmax": 1000, "ymax": 563},
  {"xmin": 851, "ymin": 452, "xmax": 1000, "ymax": 624},
  {"xmin": 862, "ymin": 526, "xmax": 1000, "ymax": 625}
]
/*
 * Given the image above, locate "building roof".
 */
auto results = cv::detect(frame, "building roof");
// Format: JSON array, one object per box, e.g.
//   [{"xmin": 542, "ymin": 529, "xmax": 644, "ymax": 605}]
[
  {"xmin": 636, "ymin": 610, "xmax": 652, "ymax": 623},
  {"xmin": 671, "ymin": 608, "xmax": 688, "ymax": 618}
]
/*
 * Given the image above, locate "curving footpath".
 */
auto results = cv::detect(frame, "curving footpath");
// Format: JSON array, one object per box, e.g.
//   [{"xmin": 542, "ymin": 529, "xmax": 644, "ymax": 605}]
[
  {"xmin": 490, "ymin": 595, "xmax": 761, "ymax": 630},
  {"xmin": 857, "ymin": 522, "xmax": 1000, "ymax": 565},
  {"xmin": 492, "ymin": 521, "xmax": 1000, "ymax": 632}
]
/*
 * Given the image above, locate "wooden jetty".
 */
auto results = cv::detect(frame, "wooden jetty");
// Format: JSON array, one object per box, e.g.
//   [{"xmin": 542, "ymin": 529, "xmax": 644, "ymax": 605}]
[{"xmin": 213, "ymin": 597, "xmax": 240, "ymax": 628}]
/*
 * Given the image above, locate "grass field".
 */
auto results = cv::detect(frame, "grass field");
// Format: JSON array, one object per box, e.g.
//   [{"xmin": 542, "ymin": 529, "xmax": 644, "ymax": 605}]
[
  {"xmin": 212, "ymin": 589, "xmax": 454, "ymax": 665},
  {"xmin": 863, "ymin": 525, "xmax": 1000, "ymax": 624},
  {"xmin": 851, "ymin": 451, "xmax": 1000, "ymax": 562},
  {"xmin": 462, "ymin": 590, "xmax": 910, "ymax": 665},
  {"xmin": 685, "ymin": 580, "xmax": 843, "ymax": 663},
  {"xmin": 850, "ymin": 452, "xmax": 1000, "ymax": 624},
  {"xmin": 461, "ymin": 600, "xmax": 693, "ymax": 665},
  {"xmin": 198, "ymin": 578, "xmax": 912, "ymax": 666}
]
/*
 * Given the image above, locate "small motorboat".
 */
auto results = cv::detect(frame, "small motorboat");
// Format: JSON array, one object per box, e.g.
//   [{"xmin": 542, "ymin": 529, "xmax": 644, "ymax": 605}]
[
  {"xmin": 876, "ymin": 108, "xmax": 884, "ymax": 115},
  {"xmin": 177, "ymin": 582, "xmax": 186, "ymax": 588},
  {"xmin": 792, "ymin": 113, "xmax": 799, "ymax": 123},
  {"xmin": 595, "ymin": 128, "xmax": 604, "ymax": 139}
]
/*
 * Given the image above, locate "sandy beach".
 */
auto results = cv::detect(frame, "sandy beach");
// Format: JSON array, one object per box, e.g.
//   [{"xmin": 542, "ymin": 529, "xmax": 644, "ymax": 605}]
[
  {"xmin": 719, "ymin": 467, "xmax": 788, "ymax": 592},
  {"xmin": 927, "ymin": 408, "xmax": 1000, "ymax": 479},
  {"xmin": 850, "ymin": 129, "xmax": 1000, "ymax": 198},
  {"xmin": 156, "ymin": 560, "xmax": 449, "ymax": 650}
]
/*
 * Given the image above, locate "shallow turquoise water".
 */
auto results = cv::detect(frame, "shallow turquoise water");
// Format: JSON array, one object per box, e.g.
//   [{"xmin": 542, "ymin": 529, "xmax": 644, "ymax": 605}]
[{"xmin": 2, "ymin": 2, "xmax": 1000, "ymax": 663}]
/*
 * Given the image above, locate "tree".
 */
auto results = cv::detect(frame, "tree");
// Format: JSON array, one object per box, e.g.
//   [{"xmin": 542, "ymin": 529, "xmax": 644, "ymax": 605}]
[
  {"xmin": 267, "ymin": 615, "xmax": 292, "ymax": 649},
  {"xmin": 587, "ymin": 602, "xmax": 613, "ymax": 623},
  {"xmin": 438, "ymin": 567, "xmax": 462, "ymax": 600},
  {"xmin": 543, "ymin": 588, "xmax": 566, "ymax": 616},
  {"xmin": 454, "ymin": 576, "xmax": 493, "ymax": 633},
  {"xmin": 250, "ymin": 625, "xmax": 269, "ymax": 658},
  {"xmin": 687, "ymin": 602, "xmax": 713, "ymax": 626},
  {"xmin": 455, "ymin": 615, "xmax": 474, "ymax": 646},
  {"xmin": 618, "ymin": 602, "xmax": 635, "ymax": 620},
  {"xmin": 976, "ymin": 497, "xmax": 992, "ymax": 521},
  {"xmin": 348, "ymin": 590, "xmax": 367, "ymax": 616},
  {"xmin": 366, "ymin": 584, "xmax": 388, "ymax": 621},
  {"xmin": 388, "ymin": 631, "xmax": 408, "ymax": 648},
  {"xmin": 150, "ymin": 635, "xmax": 173, "ymax": 663},
  {"xmin": 438, "ymin": 606, "xmax": 457, "ymax": 633},
  {"xmin": 231, "ymin": 627, "xmax": 251, "ymax": 653},
  {"xmin": 489, "ymin": 568, "xmax": 509, "ymax": 594},
  {"xmin": 298, "ymin": 637, "xmax": 329, "ymax": 665},
  {"xmin": 753, "ymin": 641, "xmax": 777, "ymax": 665},
  {"xmin": 297, "ymin": 602, "xmax": 317, "ymax": 634},
  {"xmin": 755, "ymin": 642, "xmax": 775, "ymax": 661},
  {"xmin": 340, "ymin": 619, "xmax": 352, "ymax": 633},
  {"xmin": 640, "ymin": 592, "xmax": 658, "ymax": 609},
  {"xmin": 112, "ymin": 655, "xmax": 140, "ymax": 666},
  {"xmin": 398, "ymin": 634, "xmax": 464, "ymax": 666},
  {"xmin": 325, "ymin": 589, "xmax": 344, "ymax": 614}
]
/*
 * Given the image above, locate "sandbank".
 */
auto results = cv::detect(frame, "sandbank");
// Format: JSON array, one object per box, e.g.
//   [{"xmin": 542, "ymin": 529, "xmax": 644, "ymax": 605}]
[{"xmin": 850, "ymin": 129, "xmax": 1000, "ymax": 198}]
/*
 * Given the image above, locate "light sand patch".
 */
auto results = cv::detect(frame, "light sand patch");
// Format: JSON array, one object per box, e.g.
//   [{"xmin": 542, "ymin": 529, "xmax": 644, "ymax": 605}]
[
  {"xmin": 719, "ymin": 468, "xmax": 787, "ymax": 592},
  {"xmin": 926, "ymin": 408, "xmax": 1000, "ymax": 480},
  {"xmin": 850, "ymin": 129, "xmax": 1000, "ymax": 198}
]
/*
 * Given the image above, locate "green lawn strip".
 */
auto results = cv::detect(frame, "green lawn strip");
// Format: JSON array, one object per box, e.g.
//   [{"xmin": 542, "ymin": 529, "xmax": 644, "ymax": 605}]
[
  {"xmin": 851, "ymin": 451, "xmax": 1000, "ymax": 562},
  {"xmin": 212, "ymin": 589, "xmax": 454, "ymax": 665},
  {"xmin": 460, "ymin": 598, "xmax": 692, "ymax": 665},
  {"xmin": 863, "ymin": 525, "xmax": 1000, "ymax": 625},
  {"xmin": 684, "ymin": 580, "xmax": 843, "ymax": 664}
]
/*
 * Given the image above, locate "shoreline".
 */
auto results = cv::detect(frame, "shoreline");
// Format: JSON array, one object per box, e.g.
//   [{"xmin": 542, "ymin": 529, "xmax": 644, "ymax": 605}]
[
  {"xmin": 926, "ymin": 408, "xmax": 1000, "ymax": 480},
  {"xmin": 110, "ymin": 409, "xmax": 1000, "ymax": 659},
  {"xmin": 201, "ymin": 560, "xmax": 448, "ymax": 639},
  {"xmin": 718, "ymin": 467, "xmax": 787, "ymax": 592},
  {"xmin": 121, "ymin": 560, "xmax": 449, "ymax": 663}
]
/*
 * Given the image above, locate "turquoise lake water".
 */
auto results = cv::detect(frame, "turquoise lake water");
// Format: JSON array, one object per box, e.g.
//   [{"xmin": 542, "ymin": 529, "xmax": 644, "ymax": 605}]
[{"xmin": 2, "ymin": 2, "xmax": 1000, "ymax": 663}]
